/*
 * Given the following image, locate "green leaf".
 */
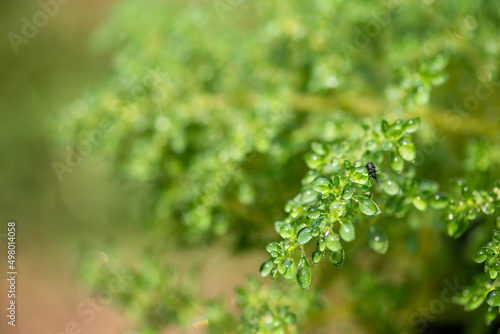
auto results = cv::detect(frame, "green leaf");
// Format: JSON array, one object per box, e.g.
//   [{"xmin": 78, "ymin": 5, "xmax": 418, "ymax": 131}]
[
  {"xmin": 485, "ymin": 306, "xmax": 497, "ymax": 325},
  {"xmin": 312, "ymin": 250, "xmax": 324, "ymax": 264},
  {"xmin": 465, "ymin": 294, "xmax": 485, "ymax": 311},
  {"xmin": 390, "ymin": 150, "xmax": 404, "ymax": 173},
  {"xmin": 279, "ymin": 224, "xmax": 294, "ymax": 238},
  {"xmin": 326, "ymin": 232, "xmax": 342, "ymax": 252},
  {"xmin": 445, "ymin": 214, "xmax": 469, "ymax": 238},
  {"xmin": 312, "ymin": 177, "xmax": 333, "ymax": 194},
  {"xmin": 307, "ymin": 208, "xmax": 321, "ymax": 219},
  {"xmin": 329, "ymin": 249, "xmax": 345, "ymax": 268},
  {"xmin": 305, "ymin": 152, "xmax": 323, "ymax": 169},
  {"xmin": 368, "ymin": 226, "xmax": 389, "ymax": 254},
  {"xmin": 398, "ymin": 139, "xmax": 416, "ymax": 161},
  {"xmin": 339, "ymin": 221, "xmax": 355, "ymax": 242},
  {"xmin": 266, "ymin": 242, "xmax": 280, "ymax": 253},
  {"xmin": 341, "ymin": 182, "xmax": 355, "ymax": 199},
  {"xmin": 259, "ymin": 260, "xmax": 274, "ymax": 277},
  {"xmin": 404, "ymin": 117, "xmax": 421, "ymax": 133},
  {"xmin": 382, "ymin": 178, "xmax": 400, "ymax": 195},
  {"xmin": 283, "ymin": 259, "xmax": 296, "ymax": 280},
  {"xmin": 297, "ymin": 227, "xmax": 313, "ymax": 245},
  {"xmin": 472, "ymin": 250, "xmax": 487, "ymax": 263},
  {"xmin": 296, "ymin": 255, "xmax": 312, "ymax": 290},
  {"xmin": 486, "ymin": 290, "xmax": 500, "ymax": 307},
  {"xmin": 381, "ymin": 120, "xmax": 390, "ymax": 133},
  {"xmin": 300, "ymin": 189, "xmax": 319, "ymax": 204},
  {"xmin": 412, "ymin": 195, "xmax": 427, "ymax": 211},
  {"xmin": 354, "ymin": 196, "xmax": 381, "ymax": 215},
  {"xmin": 430, "ymin": 194, "xmax": 449, "ymax": 209}
]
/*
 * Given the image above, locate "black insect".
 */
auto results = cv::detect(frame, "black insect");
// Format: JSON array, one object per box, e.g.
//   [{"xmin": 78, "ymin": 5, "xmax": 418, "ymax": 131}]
[{"xmin": 365, "ymin": 162, "xmax": 379, "ymax": 183}]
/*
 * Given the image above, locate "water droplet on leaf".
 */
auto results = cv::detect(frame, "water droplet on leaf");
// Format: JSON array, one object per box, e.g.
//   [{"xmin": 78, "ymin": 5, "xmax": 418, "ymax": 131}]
[
  {"xmin": 296, "ymin": 255, "xmax": 312, "ymax": 290},
  {"xmin": 305, "ymin": 152, "xmax": 323, "ymax": 169},
  {"xmin": 283, "ymin": 259, "xmax": 295, "ymax": 279},
  {"xmin": 366, "ymin": 140, "xmax": 376, "ymax": 151},
  {"xmin": 445, "ymin": 215, "xmax": 468, "ymax": 238},
  {"xmin": 487, "ymin": 290, "xmax": 500, "ymax": 307},
  {"xmin": 398, "ymin": 139, "xmax": 416, "ymax": 161},
  {"xmin": 266, "ymin": 242, "xmax": 280, "ymax": 253},
  {"xmin": 382, "ymin": 140, "xmax": 393, "ymax": 151},
  {"xmin": 271, "ymin": 268, "xmax": 278, "ymax": 279},
  {"xmin": 311, "ymin": 141, "xmax": 327, "ymax": 155},
  {"xmin": 330, "ymin": 201, "xmax": 346, "ymax": 217},
  {"xmin": 340, "ymin": 221, "xmax": 355, "ymax": 242},
  {"xmin": 430, "ymin": 194, "xmax": 449, "ymax": 209},
  {"xmin": 404, "ymin": 117, "xmax": 420, "ymax": 133},
  {"xmin": 368, "ymin": 226, "xmax": 389, "ymax": 254},
  {"xmin": 473, "ymin": 250, "xmax": 487, "ymax": 263},
  {"xmin": 284, "ymin": 312, "xmax": 296, "ymax": 325},
  {"xmin": 382, "ymin": 179, "xmax": 400, "ymax": 195},
  {"xmin": 485, "ymin": 306, "xmax": 497, "ymax": 325},
  {"xmin": 381, "ymin": 120, "xmax": 390, "ymax": 133},
  {"xmin": 482, "ymin": 202, "xmax": 495, "ymax": 215},
  {"xmin": 354, "ymin": 196, "xmax": 381, "ymax": 215},
  {"xmin": 329, "ymin": 249, "xmax": 345, "ymax": 267},
  {"xmin": 279, "ymin": 224, "xmax": 294, "ymax": 238},
  {"xmin": 466, "ymin": 294, "xmax": 485, "ymax": 311},
  {"xmin": 390, "ymin": 150, "xmax": 404, "ymax": 173},
  {"xmin": 300, "ymin": 189, "xmax": 319, "ymax": 204},
  {"xmin": 260, "ymin": 260, "xmax": 274, "ymax": 277},
  {"xmin": 326, "ymin": 232, "xmax": 342, "ymax": 252},
  {"xmin": 353, "ymin": 168, "xmax": 369, "ymax": 184},
  {"xmin": 318, "ymin": 237, "xmax": 326, "ymax": 252},
  {"xmin": 342, "ymin": 182, "xmax": 355, "ymax": 199},
  {"xmin": 307, "ymin": 208, "xmax": 321, "ymax": 219},
  {"xmin": 312, "ymin": 177, "xmax": 333, "ymax": 194},
  {"xmin": 344, "ymin": 159, "xmax": 352, "ymax": 170},
  {"xmin": 297, "ymin": 227, "xmax": 312, "ymax": 245},
  {"xmin": 312, "ymin": 250, "xmax": 323, "ymax": 264},
  {"xmin": 412, "ymin": 195, "xmax": 427, "ymax": 211}
]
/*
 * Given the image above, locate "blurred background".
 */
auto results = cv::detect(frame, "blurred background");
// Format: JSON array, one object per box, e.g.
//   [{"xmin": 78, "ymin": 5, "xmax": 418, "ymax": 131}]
[
  {"xmin": 1, "ymin": 1, "xmax": 500, "ymax": 334},
  {"xmin": 0, "ymin": 1, "xmax": 130, "ymax": 333}
]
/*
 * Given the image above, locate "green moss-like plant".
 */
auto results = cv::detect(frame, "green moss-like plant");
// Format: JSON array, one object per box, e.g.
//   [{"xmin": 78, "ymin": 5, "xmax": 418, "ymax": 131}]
[{"xmin": 50, "ymin": 0, "xmax": 500, "ymax": 333}]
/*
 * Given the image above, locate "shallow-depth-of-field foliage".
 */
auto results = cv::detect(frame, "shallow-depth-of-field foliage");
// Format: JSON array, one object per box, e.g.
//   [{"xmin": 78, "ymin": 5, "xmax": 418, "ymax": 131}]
[{"xmin": 49, "ymin": 0, "xmax": 500, "ymax": 333}]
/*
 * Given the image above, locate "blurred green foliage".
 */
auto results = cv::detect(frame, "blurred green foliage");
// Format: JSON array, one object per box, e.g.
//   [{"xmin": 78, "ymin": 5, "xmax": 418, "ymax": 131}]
[{"xmin": 50, "ymin": 0, "xmax": 500, "ymax": 333}]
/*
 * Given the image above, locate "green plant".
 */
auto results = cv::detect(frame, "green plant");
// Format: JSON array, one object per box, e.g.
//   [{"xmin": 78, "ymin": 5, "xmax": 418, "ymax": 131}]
[{"xmin": 49, "ymin": 0, "xmax": 500, "ymax": 332}]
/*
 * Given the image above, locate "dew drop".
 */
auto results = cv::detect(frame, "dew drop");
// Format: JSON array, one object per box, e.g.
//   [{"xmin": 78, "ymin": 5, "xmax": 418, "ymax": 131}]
[
  {"xmin": 297, "ymin": 227, "xmax": 313, "ymax": 245},
  {"xmin": 305, "ymin": 152, "xmax": 323, "ymax": 169},
  {"xmin": 329, "ymin": 249, "xmax": 345, "ymax": 268},
  {"xmin": 368, "ymin": 226, "xmax": 389, "ymax": 254},
  {"xmin": 312, "ymin": 177, "xmax": 333, "ymax": 194},
  {"xmin": 355, "ymin": 196, "xmax": 381, "ymax": 216},
  {"xmin": 486, "ymin": 290, "xmax": 500, "ymax": 307},
  {"xmin": 404, "ymin": 117, "xmax": 421, "ymax": 133},
  {"xmin": 296, "ymin": 255, "xmax": 312, "ymax": 290},
  {"xmin": 398, "ymin": 139, "xmax": 416, "ymax": 161},
  {"xmin": 340, "ymin": 221, "xmax": 355, "ymax": 242},
  {"xmin": 326, "ymin": 232, "xmax": 342, "ymax": 252},
  {"xmin": 279, "ymin": 224, "xmax": 294, "ymax": 238},
  {"xmin": 366, "ymin": 140, "xmax": 376, "ymax": 151},
  {"xmin": 412, "ymin": 195, "xmax": 427, "ymax": 211},
  {"xmin": 307, "ymin": 208, "xmax": 321, "ymax": 219},
  {"xmin": 300, "ymin": 189, "xmax": 319, "ymax": 204},
  {"xmin": 430, "ymin": 194, "xmax": 449, "ymax": 209},
  {"xmin": 390, "ymin": 150, "xmax": 404, "ymax": 173},
  {"xmin": 382, "ymin": 179, "xmax": 400, "ymax": 195},
  {"xmin": 312, "ymin": 250, "xmax": 323, "ymax": 264},
  {"xmin": 260, "ymin": 260, "xmax": 274, "ymax": 277},
  {"xmin": 472, "ymin": 250, "xmax": 487, "ymax": 263}
]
